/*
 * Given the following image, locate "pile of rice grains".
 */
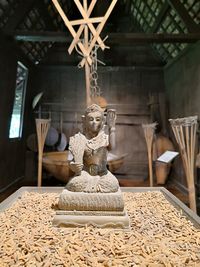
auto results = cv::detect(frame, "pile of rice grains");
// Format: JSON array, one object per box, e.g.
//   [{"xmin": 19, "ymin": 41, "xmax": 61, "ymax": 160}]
[{"xmin": 0, "ymin": 191, "xmax": 200, "ymax": 266}]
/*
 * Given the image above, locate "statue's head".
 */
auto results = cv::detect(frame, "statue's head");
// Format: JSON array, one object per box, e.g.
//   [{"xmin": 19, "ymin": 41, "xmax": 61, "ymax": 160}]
[{"xmin": 84, "ymin": 104, "xmax": 104, "ymax": 135}]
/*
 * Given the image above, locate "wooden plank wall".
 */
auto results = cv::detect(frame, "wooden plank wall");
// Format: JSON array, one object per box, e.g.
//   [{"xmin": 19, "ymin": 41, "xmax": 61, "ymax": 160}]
[
  {"xmin": 0, "ymin": 36, "xmax": 35, "ymax": 192},
  {"xmin": 33, "ymin": 65, "xmax": 165, "ymax": 181},
  {"xmin": 164, "ymin": 42, "xmax": 200, "ymax": 192}
]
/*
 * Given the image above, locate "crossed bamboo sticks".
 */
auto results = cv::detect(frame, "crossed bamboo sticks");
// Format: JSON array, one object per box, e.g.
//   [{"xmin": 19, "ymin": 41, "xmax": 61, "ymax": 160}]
[
  {"xmin": 51, "ymin": 0, "xmax": 117, "ymax": 67},
  {"xmin": 51, "ymin": 0, "xmax": 117, "ymax": 106}
]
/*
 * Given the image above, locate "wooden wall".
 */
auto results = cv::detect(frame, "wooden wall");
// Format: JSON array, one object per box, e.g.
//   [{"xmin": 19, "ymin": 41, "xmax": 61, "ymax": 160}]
[
  {"xmin": 0, "ymin": 36, "xmax": 35, "ymax": 192},
  {"xmin": 164, "ymin": 42, "xmax": 200, "ymax": 191},
  {"xmin": 33, "ymin": 65, "xmax": 165, "ymax": 180}
]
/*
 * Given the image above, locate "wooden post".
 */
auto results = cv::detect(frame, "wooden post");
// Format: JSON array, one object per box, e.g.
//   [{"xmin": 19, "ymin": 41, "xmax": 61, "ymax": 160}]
[
  {"xmin": 142, "ymin": 123, "xmax": 157, "ymax": 187},
  {"xmin": 84, "ymin": 0, "xmax": 91, "ymax": 106},
  {"xmin": 169, "ymin": 116, "xmax": 198, "ymax": 212},
  {"xmin": 35, "ymin": 119, "xmax": 50, "ymax": 187}
]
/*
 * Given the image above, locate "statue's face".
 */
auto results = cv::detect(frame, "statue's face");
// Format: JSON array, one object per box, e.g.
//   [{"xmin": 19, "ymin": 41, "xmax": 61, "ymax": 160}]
[{"xmin": 86, "ymin": 111, "xmax": 103, "ymax": 134}]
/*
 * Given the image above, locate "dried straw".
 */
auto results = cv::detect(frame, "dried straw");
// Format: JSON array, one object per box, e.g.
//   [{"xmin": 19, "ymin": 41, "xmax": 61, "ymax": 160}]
[
  {"xmin": 35, "ymin": 119, "xmax": 51, "ymax": 187},
  {"xmin": 169, "ymin": 115, "xmax": 198, "ymax": 212},
  {"xmin": 142, "ymin": 123, "xmax": 157, "ymax": 187}
]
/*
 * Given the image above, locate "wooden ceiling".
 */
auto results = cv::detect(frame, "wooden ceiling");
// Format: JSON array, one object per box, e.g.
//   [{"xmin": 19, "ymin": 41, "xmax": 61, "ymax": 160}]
[{"xmin": 0, "ymin": 0, "xmax": 199, "ymax": 66}]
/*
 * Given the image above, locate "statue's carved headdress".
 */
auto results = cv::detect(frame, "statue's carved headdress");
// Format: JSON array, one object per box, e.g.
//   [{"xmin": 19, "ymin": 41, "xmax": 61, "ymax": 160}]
[{"xmin": 85, "ymin": 104, "xmax": 104, "ymax": 116}]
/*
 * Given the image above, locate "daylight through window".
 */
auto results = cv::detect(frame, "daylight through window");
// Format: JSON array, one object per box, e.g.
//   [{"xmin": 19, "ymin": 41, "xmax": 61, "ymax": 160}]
[{"xmin": 9, "ymin": 62, "xmax": 28, "ymax": 138}]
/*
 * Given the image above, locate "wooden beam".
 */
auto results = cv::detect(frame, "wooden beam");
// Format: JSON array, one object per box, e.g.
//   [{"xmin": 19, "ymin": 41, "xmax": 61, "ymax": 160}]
[
  {"xmin": 151, "ymin": 2, "xmax": 171, "ymax": 33},
  {"xmin": 11, "ymin": 31, "xmax": 200, "ymax": 43},
  {"xmin": 167, "ymin": 0, "xmax": 200, "ymax": 33},
  {"xmin": 3, "ymin": 0, "xmax": 37, "ymax": 32},
  {"xmin": 109, "ymin": 32, "xmax": 200, "ymax": 43}
]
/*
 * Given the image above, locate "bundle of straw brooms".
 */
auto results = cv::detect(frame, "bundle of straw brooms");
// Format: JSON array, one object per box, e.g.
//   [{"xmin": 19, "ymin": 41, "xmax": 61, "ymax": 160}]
[
  {"xmin": 169, "ymin": 116, "xmax": 198, "ymax": 213},
  {"xmin": 143, "ymin": 116, "xmax": 198, "ymax": 213},
  {"xmin": 35, "ymin": 119, "xmax": 51, "ymax": 187},
  {"xmin": 142, "ymin": 123, "xmax": 157, "ymax": 187}
]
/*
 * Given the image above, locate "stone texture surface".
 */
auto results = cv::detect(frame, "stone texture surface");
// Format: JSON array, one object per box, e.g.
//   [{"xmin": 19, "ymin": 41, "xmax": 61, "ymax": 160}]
[
  {"xmin": 53, "ymin": 211, "xmax": 130, "ymax": 229},
  {"xmin": 58, "ymin": 188, "xmax": 124, "ymax": 211},
  {"xmin": 66, "ymin": 170, "xmax": 119, "ymax": 193}
]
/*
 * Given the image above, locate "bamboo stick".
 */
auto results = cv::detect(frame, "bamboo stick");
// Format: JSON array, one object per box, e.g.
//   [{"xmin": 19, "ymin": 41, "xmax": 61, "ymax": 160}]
[
  {"xmin": 51, "ymin": 0, "xmax": 92, "ymax": 65},
  {"xmin": 169, "ymin": 116, "xmax": 198, "ymax": 212},
  {"xmin": 74, "ymin": 0, "xmax": 105, "ymax": 50},
  {"xmin": 79, "ymin": 0, "xmax": 118, "ymax": 67},
  {"xmin": 142, "ymin": 123, "xmax": 157, "ymax": 187},
  {"xmin": 70, "ymin": 17, "xmax": 103, "ymax": 26},
  {"xmin": 35, "ymin": 119, "xmax": 51, "ymax": 187}
]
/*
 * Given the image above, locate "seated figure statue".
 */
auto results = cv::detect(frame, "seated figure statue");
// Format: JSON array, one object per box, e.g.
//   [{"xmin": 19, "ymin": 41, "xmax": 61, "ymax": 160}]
[
  {"xmin": 66, "ymin": 104, "xmax": 119, "ymax": 193},
  {"xmin": 54, "ymin": 104, "xmax": 130, "ymax": 228}
]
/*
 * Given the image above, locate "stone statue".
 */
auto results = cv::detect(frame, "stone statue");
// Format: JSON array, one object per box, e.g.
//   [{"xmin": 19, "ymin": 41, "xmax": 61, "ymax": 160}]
[
  {"xmin": 53, "ymin": 104, "xmax": 130, "ymax": 229},
  {"xmin": 66, "ymin": 104, "xmax": 119, "ymax": 193}
]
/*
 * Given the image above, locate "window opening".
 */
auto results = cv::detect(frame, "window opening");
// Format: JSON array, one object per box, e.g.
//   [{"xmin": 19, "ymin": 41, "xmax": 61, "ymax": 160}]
[{"xmin": 9, "ymin": 62, "xmax": 28, "ymax": 138}]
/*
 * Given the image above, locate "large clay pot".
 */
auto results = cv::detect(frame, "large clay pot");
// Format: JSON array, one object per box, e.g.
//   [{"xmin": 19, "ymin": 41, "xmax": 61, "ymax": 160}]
[
  {"xmin": 153, "ymin": 134, "xmax": 175, "ymax": 185},
  {"xmin": 155, "ymin": 162, "xmax": 171, "ymax": 185},
  {"xmin": 42, "ymin": 151, "xmax": 126, "ymax": 183},
  {"xmin": 107, "ymin": 153, "xmax": 127, "ymax": 173},
  {"xmin": 42, "ymin": 151, "xmax": 74, "ymax": 183}
]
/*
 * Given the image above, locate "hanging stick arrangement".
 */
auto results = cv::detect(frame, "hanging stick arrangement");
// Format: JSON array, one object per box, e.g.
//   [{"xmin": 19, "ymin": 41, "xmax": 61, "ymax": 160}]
[
  {"xmin": 51, "ymin": 0, "xmax": 117, "ymax": 106},
  {"xmin": 142, "ymin": 123, "xmax": 157, "ymax": 187},
  {"xmin": 35, "ymin": 119, "xmax": 51, "ymax": 187},
  {"xmin": 169, "ymin": 116, "xmax": 198, "ymax": 212}
]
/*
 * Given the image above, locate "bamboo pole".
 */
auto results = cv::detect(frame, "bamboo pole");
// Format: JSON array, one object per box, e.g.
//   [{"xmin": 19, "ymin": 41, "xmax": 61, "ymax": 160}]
[
  {"xmin": 35, "ymin": 119, "xmax": 51, "ymax": 187},
  {"xmin": 142, "ymin": 123, "xmax": 157, "ymax": 187},
  {"xmin": 169, "ymin": 116, "xmax": 198, "ymax": 212},
  {"xmin": 84, "ymin": 0, "xmax": 91, "ymax": 106}
]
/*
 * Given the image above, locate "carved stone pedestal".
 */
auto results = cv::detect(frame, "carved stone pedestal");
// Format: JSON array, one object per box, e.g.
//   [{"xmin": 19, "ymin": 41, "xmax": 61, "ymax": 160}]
[{"xmin": 53, "ymin": 189, "xmax": 130, "ymax": 229}]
